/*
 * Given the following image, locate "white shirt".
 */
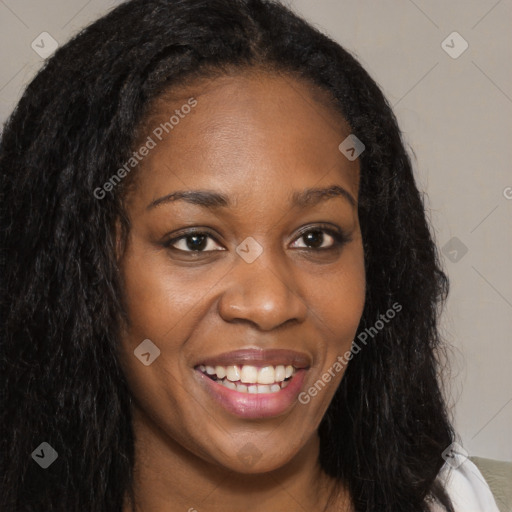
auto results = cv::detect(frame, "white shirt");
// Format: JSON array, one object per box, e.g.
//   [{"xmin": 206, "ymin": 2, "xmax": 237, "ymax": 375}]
[{"xmin": 430, "ymin": 455, "xmax": 501, "ymax": 512}]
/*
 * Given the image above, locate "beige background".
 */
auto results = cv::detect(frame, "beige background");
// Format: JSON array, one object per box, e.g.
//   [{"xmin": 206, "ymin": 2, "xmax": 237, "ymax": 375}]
[{"xmin": 1, "ymin": 0, "xmax": 510, "ymax": 461}]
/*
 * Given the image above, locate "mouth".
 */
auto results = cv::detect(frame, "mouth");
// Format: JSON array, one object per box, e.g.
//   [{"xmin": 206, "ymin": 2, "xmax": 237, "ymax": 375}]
[
  {"xmin": 196, "ymin": 363, "xmax": 297, "ymax": 394},
  {"xmin": 192, "ymin": 348, "xmax": 311, "ymax": 419}
]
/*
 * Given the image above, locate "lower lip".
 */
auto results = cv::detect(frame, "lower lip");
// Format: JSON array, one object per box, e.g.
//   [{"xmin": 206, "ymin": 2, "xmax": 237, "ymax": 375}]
[{"xmin": 194, "ymin": 368, "xmax": 308, "ymax": 419}]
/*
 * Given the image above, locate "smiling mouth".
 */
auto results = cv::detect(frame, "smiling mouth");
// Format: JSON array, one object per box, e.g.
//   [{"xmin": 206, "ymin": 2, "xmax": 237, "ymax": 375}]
[{"xmin": 197, "ymin": 364, "xmax": 297, "ymax": 394}]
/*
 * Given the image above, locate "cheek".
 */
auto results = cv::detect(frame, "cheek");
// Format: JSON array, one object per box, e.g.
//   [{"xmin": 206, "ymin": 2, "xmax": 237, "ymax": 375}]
[
  {"xmin": 297, "ymin": 245, "xmax": 365, "ymax": 412},
  {"xmin": 119, "ymin": 237, "xmax": 203, "ymax": 343},
  {"xmin": 116, "ymin": 243, "xmax": 197, "ymax": 427},
  {"xmin": 116, "ymin": 239, "xmax": 195, "ymax": 407},
  {"xmin": 309, "ymin": 242, "xmax": 366, "ymax": 344}
]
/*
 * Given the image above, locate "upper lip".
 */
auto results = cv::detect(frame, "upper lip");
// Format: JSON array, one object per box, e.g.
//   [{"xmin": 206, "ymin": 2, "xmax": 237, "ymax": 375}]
[{"xmin": 195, "ymin": 348, "xmax": 311, "ymax": 369}]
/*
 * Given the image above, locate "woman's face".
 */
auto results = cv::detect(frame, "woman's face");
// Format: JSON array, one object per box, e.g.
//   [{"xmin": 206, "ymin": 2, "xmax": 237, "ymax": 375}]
[{"xmin": 117, "ymin": 70, "xmax": 365, "ymax": 474}]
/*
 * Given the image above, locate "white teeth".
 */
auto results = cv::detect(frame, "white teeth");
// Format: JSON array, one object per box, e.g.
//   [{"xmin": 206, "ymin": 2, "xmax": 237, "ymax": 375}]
[
  {"xmin": 215, "ymin": 365, "xmax": 226, "ymax": 379},
  {"xmin": 240, "ymin": 365, "xmax": 258, "ymax": 383},
  {"xmin": 199, "ymin": 362, "xmax": 299, "ymax": 393},
  {"xmin": 214, "ymin": 378, "xmax": 291, "ymax": 394},
  {"xmin": 257, "ymin": 366, "xmax": 275, "ymax": 384},
  {"xmin": 201, "ymin": 363, "xmax": 296, "ymax": 383},
  {"xmin": 275, "ymin": 365, "xmax": 286, "ymax": 382},
  {"xmin": 225, "ymin": 365, "xmax": 241, "ymax": 382},
  {"xmin": 223, "ymin": 380, "xmax": 236, "ymax": 390}
]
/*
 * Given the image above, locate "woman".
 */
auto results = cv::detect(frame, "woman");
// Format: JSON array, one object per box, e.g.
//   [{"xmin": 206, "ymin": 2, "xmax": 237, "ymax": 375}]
[{"xmin": 0, "ymin": 0, "xmax": 500, "ymax": 511}]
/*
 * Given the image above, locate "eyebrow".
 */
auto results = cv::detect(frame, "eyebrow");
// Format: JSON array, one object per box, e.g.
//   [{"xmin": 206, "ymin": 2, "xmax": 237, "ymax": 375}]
[{"xmin": 146, "ymin": 184, "xmax": 356, "ymax": 211}]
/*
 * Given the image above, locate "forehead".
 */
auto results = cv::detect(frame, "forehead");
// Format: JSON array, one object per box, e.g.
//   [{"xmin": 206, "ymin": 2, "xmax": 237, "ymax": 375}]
[{"xmin": 127, "ymin": 69, "xmax": 360, "ymax": 208}]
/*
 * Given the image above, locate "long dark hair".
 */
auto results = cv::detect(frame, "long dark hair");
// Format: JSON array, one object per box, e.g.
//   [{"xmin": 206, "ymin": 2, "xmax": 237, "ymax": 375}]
[{"xmin": 0, "ymin": 0, "xmax": 455, "ymax": 510}]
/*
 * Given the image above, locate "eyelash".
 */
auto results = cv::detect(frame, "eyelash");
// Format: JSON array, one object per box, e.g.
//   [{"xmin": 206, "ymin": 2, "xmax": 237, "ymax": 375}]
[{"xmin": 163, "ymin": 224, "xmax": 351, "ymax": 254}]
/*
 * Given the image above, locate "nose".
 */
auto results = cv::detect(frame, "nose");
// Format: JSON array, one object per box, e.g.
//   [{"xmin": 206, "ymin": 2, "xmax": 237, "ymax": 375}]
[{"xmin": 217, "ymin": 247, "xmax": 308, "ymax": 331}]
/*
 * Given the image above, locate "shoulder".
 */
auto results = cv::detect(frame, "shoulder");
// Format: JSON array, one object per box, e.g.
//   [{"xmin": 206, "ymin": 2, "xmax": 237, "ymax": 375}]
[{"xmin": 430, "ymin": 455, "xmax": 501, "ymax": 512}]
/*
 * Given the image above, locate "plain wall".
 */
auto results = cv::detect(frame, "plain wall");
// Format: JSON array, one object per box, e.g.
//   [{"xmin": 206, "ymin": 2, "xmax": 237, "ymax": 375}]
[{"xmin": 1, "ymin": 0, "xmax": 510, "ymax": 461}]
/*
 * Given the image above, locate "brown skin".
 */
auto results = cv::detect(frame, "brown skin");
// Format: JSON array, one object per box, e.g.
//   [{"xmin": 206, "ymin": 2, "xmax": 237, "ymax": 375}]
[{"xmin": 118, "ymin": 69, "xmax": 365, "ymax": 512}]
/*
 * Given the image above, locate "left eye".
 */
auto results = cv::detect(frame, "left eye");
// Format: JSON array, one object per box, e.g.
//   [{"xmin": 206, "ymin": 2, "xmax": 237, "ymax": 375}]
[{"xmin": 290, "ymin": 228, "xmax": 343, "ymax": 250}]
